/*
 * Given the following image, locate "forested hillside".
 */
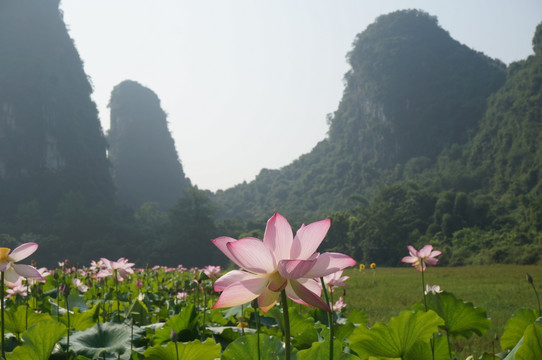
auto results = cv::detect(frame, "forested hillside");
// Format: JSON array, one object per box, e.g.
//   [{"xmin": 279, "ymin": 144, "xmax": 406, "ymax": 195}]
[{"xmin": 212, "ymin": 11, "xmax": 542, "ymax": 266}]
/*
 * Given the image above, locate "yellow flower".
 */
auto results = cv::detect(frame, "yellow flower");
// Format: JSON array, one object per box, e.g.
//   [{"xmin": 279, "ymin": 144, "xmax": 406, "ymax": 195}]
[
  {"xmin": 359, "ymin": 264, "xmax": 365, "ymax": 271},
  {"xmin": 236, "ymin": 316, "xmax": 248, "ymax": 328},
  {"xmin": 370, "ymin": 263, "xmax": 376, "ymax": 269}
]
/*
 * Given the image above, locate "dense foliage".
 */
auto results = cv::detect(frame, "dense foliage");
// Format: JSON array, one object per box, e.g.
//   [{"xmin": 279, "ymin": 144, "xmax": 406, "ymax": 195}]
[
  {"xmin": 0, "ymin": 252, "xmax": 539, "ymax": 359},
  {"xmin": 108, "ymin": 80, "xmax": 191, "ymax": 210},
  {"xmin": 212, "ymin": 11, "xmax": 542, "ymax": 266}
]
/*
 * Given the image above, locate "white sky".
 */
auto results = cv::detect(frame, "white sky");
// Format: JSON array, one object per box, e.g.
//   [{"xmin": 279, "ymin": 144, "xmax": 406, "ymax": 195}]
[{"xmin": 59, "ymin": 0, "xmax": 542, "ymax": 191}]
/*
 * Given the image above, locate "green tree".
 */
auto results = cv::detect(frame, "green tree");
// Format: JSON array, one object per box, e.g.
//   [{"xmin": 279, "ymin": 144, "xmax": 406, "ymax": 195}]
[{"xmin": 164, "ymin": 186, "xmax": 222, "ymax": 267}]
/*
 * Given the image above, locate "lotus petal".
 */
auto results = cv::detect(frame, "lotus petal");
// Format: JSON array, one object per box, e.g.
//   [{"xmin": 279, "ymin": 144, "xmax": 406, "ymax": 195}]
[
  {"xmin": 290, "ymin": 218, "xmax": 330, "ymax": 259},
  {"xmin": 227, "ymin": 238, "xmax": 275, "ymax": 274},
  {"xmin": 303, "ymin": 252, "xmax": 356, "ymax": 278},
  {"xmin": 212, "ymin": 276, "xmax": 268, "ymax": 309},
  {"xmin": 263, "ymin": 213, "xmax": 293, "ymax": 263},
  {"xmin": 8, "ymin": 242, "xmax": 38, "ymax": 262}
]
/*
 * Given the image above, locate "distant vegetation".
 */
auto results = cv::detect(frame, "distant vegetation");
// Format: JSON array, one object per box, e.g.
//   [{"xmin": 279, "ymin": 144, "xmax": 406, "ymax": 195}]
[{"xmin": 0, "ymin": 3, "xmax": 540, "ymax": 268}]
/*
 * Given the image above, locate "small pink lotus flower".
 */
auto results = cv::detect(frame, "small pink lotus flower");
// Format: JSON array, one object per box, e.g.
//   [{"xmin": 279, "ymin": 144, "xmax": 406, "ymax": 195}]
[
  {"xmin": 425, "ymin": 284, "xmax": 442, "ymax": 295},
  {"xmin": 89, "ymin": 260, "xmax": 105, "ymax": 274},
  {"xmin": 96, "ymin": 257, "xmax": 135, "ymax": 282},
  {"xmin": 28, "ymin": 267, "xmax": 51, "ymax": 285},
  {"xmin": 73, "ymin": 278, "xmax": 89, "ymax": 293},
  {"xmin": 331, "ymin": 296, "xmax": 346, "ymax": 312},
  {"xmin": 401, "ymin": 244, "xmax": 441, "ymax": 272},
  {"xmin": 203, "ymin": 265, "xmax": 222, "ymax": 280},
  {"xmin": 322, "ymin": 270, "xmax": 349, "ymax": 293},
  {"xmin": 6, "ymin": 278, "xmax": 28, "ymax": 298},
  {"xmin": 0, "ymin": 243, "xmax": 43, "ymax": 284},
  {"xmin": 211, "ymin": 213, "xmax": 356, "ymax": 313},
  {"xmin": 176, "ymin": 291, "xmax": 188, "ymax": 300}
]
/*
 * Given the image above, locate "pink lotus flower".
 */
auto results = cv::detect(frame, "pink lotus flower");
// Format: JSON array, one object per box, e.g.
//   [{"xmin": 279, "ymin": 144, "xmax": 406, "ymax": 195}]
[
  {"xmin": 89, "ymin": 259, "xmax": 105, "ymax": 274},
  {"xmin": 211, "ymin": 213, "xmax": 356, "ymax": 313},
  {"xmin": 73, "ymin": 278, "xmax": 89, "ymax": 293},
  {"xmin": 96, "ymin": 257, "xmax": 135, "ymax": 282},
  {"xmin": 0, "ymin": 243, "xmax": 43, "ymax": 284},
  {"xmin": 322, "ymin": 270, "xmax": 349, "ymax": 293},
  {"xmin": 401, "ymin": 245, "xmax": 441, "ymax": 272},
  {"xmin": 425, "ymin": 284, "xmax": 442, "ymax": 295},
  {"xmin": 176, "ymin": 291, "xmax": 188, "ymax": 300},
  {"xmin": 28, "ymin": 267, "xmax": 51, "ymax": 285},
  {"xmin": 203, "ymin": 265, "xmax": 222, "ymax": 280},
  {"xmin": 331, "ymin": 296, "xmax": 346, "ymax": 312},
  {"xmin": 6, "ymin": 278, "xmax": 28, "ymax": 298}
]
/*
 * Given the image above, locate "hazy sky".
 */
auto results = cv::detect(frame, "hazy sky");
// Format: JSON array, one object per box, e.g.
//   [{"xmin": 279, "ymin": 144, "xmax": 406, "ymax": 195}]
[{"xmin": 59, "ymin": 0, "xmax": 541, "ymax": 191}]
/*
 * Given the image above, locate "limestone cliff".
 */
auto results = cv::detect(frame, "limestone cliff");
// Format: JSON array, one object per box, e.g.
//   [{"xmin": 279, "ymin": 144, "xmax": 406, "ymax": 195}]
[{"xmin": 107, "ymin": 80, "xmax": 190, "ymax": 209}]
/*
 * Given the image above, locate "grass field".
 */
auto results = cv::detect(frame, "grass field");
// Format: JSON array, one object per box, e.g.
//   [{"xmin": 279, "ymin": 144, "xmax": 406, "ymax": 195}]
[{"xmin": 343, "ymin": 265, "xmax": 542, "ymax": 358}]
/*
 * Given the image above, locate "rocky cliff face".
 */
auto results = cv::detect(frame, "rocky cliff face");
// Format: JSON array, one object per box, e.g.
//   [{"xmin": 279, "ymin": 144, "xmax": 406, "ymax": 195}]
[
  {"xmin": 107, "ymin": 80, "xmax": 190, "ymax": 209},
  {"xmin": 329, "ymin": 10, "xmax": 506, "ymax": 169},
  {"xmin": 0, "ymin": 0, "xmax": 114, "ymax": 216}
]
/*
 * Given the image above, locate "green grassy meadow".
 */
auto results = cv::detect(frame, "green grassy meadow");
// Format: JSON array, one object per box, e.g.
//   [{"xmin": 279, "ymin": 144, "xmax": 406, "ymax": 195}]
[{"xmin": 343, "ymin": 265, "xmax": 542, "ymax": 358}]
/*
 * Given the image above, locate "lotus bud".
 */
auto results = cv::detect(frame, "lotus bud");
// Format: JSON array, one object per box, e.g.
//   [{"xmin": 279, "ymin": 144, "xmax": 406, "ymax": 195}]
[{"xmin": 170, "ymin": 328, "xmax": 179, "ymax": 342}]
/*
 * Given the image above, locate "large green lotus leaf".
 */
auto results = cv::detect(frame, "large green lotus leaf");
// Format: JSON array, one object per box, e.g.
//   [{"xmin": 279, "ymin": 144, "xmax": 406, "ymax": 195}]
[
  {"xmin": 503, "ymin": 337, "xmax": 523, "ymax": 360},
  {"xmin": 515, "ymin": 318, "xmax": 542, "ymax": 360},
  {"xmin": 425, "ymin": 291, "xmax": 490, "ymax": 339},
  {"xmin": 7, "ymin": 319, "xmax": 66, "ymax": 360},
  {"xmin": 287, "ymin": 307, "xmax": 318, "ymax": 349},
  {"xmin": 60, "ymin": 304, "xmax": 99, "ymax": 332},
  {"xmin": 268, "ymin": 306, "xmax": 316, "ymax": 342},
  {"xmin": 334, "ymin": 321, "xmax": 356, "ymax": 344},
  {"xmin": 4, "ymin": 305, "xmax": 51, "ymax": 339},
  {"xmin": 143, "ymin": 338, "xmax": 221, "ymax": 360},
  {"xmin": 288, "ymin": 307, "xmax": 316, "ymax": 335},
  {"xmin": 349, "ymin": 310, "xmax": 443, "ymax": 359},
  {"xmin": 67, "ymin": 293, "xmax": 90, "ymax": 311},
  {"xmin": 125, "ymin": 299, "xmax": 151, "ymax": 326},
  {"xmin": 346, "ymin": 309, "xmax": 368, "ymax": 326},
  {"xmin": 500, "ymin": 309, "xmax": 538, "ymax": 350},
  {"xmin": 67, "ymin": 322, "xmax": 134, "ymax": 360},
  {"xmin": 403, "ymin": 333, "xmax": 449, "ymax": 360},
  {"xmin": 209, "ymin": 307, "xmax": 229, "ymax": 326},
  {"xmin": 292, "ymin": 327, "xmax": 319, "ymax": 350},
  {"xmin": 221, "ymin": 334, "xmax": 298, "ymax": 360},
  {"xmin": 297, "ymin": 340, "xmax": 360, "ymax": 360},
  {"xmin": 153, "ymin": 303, "xmax": 200, "ymax": 344}
]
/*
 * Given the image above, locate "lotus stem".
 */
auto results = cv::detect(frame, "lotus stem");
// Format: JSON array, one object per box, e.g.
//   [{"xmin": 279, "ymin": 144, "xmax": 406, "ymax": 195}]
[
  {"xmin": 1, "ymin": 271, "xmax": 5, "ymax": 359},
  {"xmin": 256, "ymin": 308, "xmax": 261, "ymax": 360},
  {"xmin": 420, "ymin": 269, "xmax": 435, "ymax": 360},
  {"xmin": 280, "ymin": 290, "xmax": 291, "ymax": 360},
  {"xmin": 320, "ymin": 277, "xmax": 334, "ymax": 360},
  {"xmin": 115, "ymin": 270, "xmax": 120, "ymax": 323},
  {"xmin": 202, "ymin": 286, "xmax": 207, "ymax": 332},
  {"xmin": 421, "ymin": 269, "xmax": 427, "ymax": 311},
  {"xmin": 526, "ymin": 273, "xmax": 541, "ymax": 317},
  {"xmin": 175, "ymin": 341, "xmax": 179, "ymax": 360},
  {"xmin": 25, "ymin": 294, "xmax": 28, "ymax": 330},
  {"xmin": 66, "ymin": 293, "xmax": 70, "ymax": 352}
]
